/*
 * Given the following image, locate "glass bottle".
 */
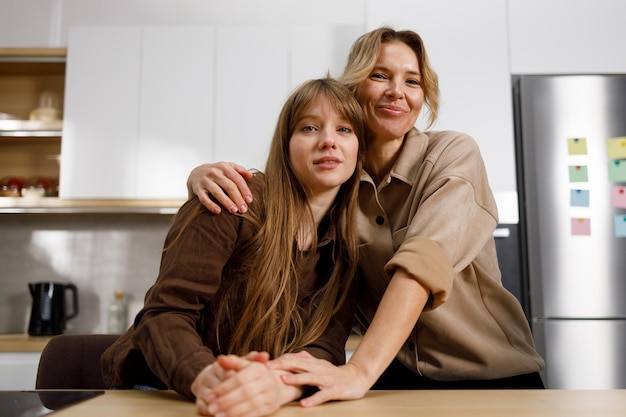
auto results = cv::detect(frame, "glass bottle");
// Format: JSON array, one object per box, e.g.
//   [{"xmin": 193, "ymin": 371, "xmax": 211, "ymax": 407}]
[{"xmin": 107, "ymin": 289, "xmax": 128, "ymax": 334}]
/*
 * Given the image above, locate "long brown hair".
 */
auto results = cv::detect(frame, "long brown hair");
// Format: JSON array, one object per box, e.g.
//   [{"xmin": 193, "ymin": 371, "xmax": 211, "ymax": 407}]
[
  {"xmin": 340, "ymin": 27, "xmax": 440, "ymax": 129},
  {"xmin": 214, "ymin": 78, "xmax": 366, "ymax": 357}
]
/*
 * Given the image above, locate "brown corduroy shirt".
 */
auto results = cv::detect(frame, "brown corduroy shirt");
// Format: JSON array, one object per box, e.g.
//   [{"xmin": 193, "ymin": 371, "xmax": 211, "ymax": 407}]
[{"xmin": 101, "ymin": 175, "xmax": 356, "ymax": 399}]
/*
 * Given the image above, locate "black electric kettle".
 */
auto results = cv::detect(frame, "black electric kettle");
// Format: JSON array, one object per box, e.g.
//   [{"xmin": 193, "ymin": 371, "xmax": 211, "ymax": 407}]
[{"xmin": 28, "ymin": 282, "xmax": 79, "ymax": 336}]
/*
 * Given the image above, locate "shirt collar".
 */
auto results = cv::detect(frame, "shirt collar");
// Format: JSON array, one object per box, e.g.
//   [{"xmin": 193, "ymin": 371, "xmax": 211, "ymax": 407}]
[{"xmin": 359, "ymin": 127, "xmax": 427, "ymax": 186}]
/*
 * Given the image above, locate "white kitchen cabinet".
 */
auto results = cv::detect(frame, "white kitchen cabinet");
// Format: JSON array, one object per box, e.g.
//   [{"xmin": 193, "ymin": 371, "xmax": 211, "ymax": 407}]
[
  {"xmin": 364, "ymin": 0, "xmax": 516, "ymax": 196},
  {"xmin": 136, "ymin": 26, "xmax": 215, "ymax": 199},
  {"xmin": 0, "ymin": 352, "xmax": 41, "ymax": 390},
  {"xmin": 61, "ymin": 26, "xmax": 215, "ymax": 199},
  {"xmin": 507, "ymin": 0, "xmax": 626, "ymax": 74},
  {"xmin": 60, "ymin": 26, "xmax": 142, "ymax": 199},
  {"xmin": 213, "ymin": 26, "xmax": 290, "ymax": 172}
]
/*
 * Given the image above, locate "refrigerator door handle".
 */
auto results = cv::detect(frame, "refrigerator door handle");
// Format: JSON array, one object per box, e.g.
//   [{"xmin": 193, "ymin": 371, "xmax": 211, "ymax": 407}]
[{"xmin": 493, "ymin": 227, "xmax": 511, "ymax": 238}]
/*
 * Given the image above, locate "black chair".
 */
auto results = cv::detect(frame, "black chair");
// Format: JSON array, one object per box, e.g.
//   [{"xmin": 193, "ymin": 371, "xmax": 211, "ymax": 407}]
[{"xmin": 36, "ymin": 334, "xmax": 119, "ymax": 389}]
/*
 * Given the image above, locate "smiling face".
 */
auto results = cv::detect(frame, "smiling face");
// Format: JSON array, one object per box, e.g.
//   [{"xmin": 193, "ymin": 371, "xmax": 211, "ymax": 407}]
[
  {"xmin": 288, "ymin": 94, "xmax": 360, "ymax": 198},
  {"xmin": 355, "ymin": 41, "xmax": 425, "ymax": 143}
]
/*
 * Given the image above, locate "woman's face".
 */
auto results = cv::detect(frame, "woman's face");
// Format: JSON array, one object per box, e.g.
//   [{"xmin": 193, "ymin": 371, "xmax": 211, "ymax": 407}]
[
  {"xmin": 289, "ymin": 95, "xmax": 359, "ymax": 197},
  {"xmin": 356, "ymin": 41, "xmax": 424, "ymax": 142}
]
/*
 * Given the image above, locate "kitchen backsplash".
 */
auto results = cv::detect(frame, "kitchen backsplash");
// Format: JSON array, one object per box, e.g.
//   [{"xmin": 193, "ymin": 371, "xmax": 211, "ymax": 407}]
[{"xmin": 0, "ymin": 212, "xmax": 173, "ymax": 334}]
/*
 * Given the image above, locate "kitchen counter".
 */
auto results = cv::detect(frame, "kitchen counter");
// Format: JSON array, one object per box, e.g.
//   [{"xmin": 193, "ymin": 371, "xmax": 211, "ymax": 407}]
[
  {"xmin": 0, "ymin": 333, "xmax": 52, "ymax": 352},
  {"xmin": 0, "ymin": 333, "xmax": 362, "ymax": 353},
  {"xmin": 51, "ymin": 389, "xmax": 626, "ymax": 417}
]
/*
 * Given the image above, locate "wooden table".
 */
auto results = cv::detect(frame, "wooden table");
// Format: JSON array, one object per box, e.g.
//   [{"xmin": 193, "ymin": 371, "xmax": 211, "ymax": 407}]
[{"xmin": 50, "ymin": 389, "xmax": 626, "ymax": 417}]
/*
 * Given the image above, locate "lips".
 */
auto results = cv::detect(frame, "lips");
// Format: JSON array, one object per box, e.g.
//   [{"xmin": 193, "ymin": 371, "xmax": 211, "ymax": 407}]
[
  {"xmin": 378, "ymin": 104, "xmax": 407, "ymax": 115},
  {"xmin": 314, "ymin": 156, "xmax": 341, "ymax": 167}
]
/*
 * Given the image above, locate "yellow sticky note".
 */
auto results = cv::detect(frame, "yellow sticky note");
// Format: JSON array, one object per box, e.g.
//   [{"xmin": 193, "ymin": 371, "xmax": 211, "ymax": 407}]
[
  {"xmin": 567, "ymin": 137, "xmax": 588, "ymax": 155},
  {"xmin": 607, "ymin": 136, "xmax": 626, "ymax": 159}
]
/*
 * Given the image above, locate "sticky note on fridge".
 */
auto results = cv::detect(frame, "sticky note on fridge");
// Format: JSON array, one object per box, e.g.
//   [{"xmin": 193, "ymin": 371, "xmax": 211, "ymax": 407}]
[
  {"xmin": 611, "ymin": 185, "xmax": 626, "ymax": 208},
  {"xmin": 607, "ymin": 136, "xmax": 626, "ymax": 159},
  {"xmin": 570, "ymin": 189, "xmax": 590, "ymax": 207},
  {"xmin": 567, "ymin": 137, "xmax": 588, "ymax": 155},
  {"xmin": 571, "ymin": 218, "xmax": 591, "ymax": 235},
  {"xmin": 613, "ymin": 215, "xmax": 626, "ymax": 238},
  {"xmin": 568, "ymin": 165, "xmax": 588, "ymax": 182},
  {"xmin": 608, "ymin": 160, "xmax": 626, "ymax": 182}
]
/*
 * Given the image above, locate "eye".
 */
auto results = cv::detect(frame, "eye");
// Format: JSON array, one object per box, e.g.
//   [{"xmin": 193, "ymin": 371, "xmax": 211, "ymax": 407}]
[
  {"xmin": 370, "ymin": 73, "xmax": 387, "ymax": 80},
  {"xmin": 337, "ymin": 126, "xmax": 353, "ymax": 134},
  {"xmin": 407, "ymin": 78, "xmax": 421, "ymax": 86},
  {"xmin": 301, "ymin": 124, "xmax": 318, "ymax": 133}
]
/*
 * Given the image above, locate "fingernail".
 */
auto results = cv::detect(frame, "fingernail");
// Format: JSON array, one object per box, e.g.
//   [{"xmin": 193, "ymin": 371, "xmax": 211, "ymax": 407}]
[
  {"xmin": 208, "ymin": 404, "xmax": 218, "ymax": 414},
  {"xmin": 239, "ymin": 204, "xmax": 248, "ymax": 213},
  {"xmin": 229, "ymin": 205, "xmax": 238, "ymax": 213},
  {"xmin": 245, "ymin": 195, "xmax": 253, "ymax": 204}
]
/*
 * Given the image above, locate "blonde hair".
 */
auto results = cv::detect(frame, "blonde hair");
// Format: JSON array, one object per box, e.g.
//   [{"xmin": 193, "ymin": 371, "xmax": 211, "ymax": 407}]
[
  {"xmin": 340, "ymin": 27, "xmax": 440, "ymax": 129},
  {"xmin": 214, "ymin": 78, "xmax": 366, "ymax": 357}
]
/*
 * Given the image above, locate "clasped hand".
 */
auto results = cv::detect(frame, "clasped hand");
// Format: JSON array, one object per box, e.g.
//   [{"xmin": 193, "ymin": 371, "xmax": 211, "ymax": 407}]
[{"xmin": 191, "ymin": 351, "xmax": 300, "ymax": 417}]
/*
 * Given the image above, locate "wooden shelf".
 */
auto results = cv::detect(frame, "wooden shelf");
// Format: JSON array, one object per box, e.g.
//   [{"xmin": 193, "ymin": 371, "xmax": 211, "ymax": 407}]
[
  {"xmin": 0, "ymin": 197, "xmax": 185, "ymax": 214},
  {"xmin": 0, "ymin": 119, "xmax": 62, "ymax": 137}
]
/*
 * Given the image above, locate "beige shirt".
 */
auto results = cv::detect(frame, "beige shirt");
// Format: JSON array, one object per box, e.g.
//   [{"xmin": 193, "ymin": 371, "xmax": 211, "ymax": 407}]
[{"xmin": 355, "ymin": 128, "xmax": 545, "ymax": 380}]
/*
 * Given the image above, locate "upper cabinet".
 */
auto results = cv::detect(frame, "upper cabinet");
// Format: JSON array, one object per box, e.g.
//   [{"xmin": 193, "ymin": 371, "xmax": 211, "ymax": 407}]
[
  {"xmin": 61, "ymin": 26, "xmax": 220, "ymax": 199},
  {"xmin": 60, "ymin": 24, "xmax": 362, "ymax": 199},
  {"xmin": 365, "ymin": 0, "xmax": 516, "ymax": 195},
  {"xmin": 507, "ymin": 0, "xmax": 626, "ymax": 74}
]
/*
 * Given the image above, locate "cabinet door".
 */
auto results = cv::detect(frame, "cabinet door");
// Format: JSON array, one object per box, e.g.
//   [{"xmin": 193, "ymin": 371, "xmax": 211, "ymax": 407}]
[
  {"xmin": 214, "ymin": 26, "xmax": 290, "ymax": 172},
  {"xmin": 137, "ymin": 26, "xmax": 215, "ymax": 199},
  {"xmin": 0, "ymin": 353, "xmax": 41, "ymax": 390},
  {"xmin": 289, "ymin": 25, "xmax": 363, "ymax": 88},
  {"xmin": 365, "ymin": 0, "xmax": 515, "ymax": 195},
  {"xmin": 60, "ymin": 26, "xmax": 142, "ymax": 198}
]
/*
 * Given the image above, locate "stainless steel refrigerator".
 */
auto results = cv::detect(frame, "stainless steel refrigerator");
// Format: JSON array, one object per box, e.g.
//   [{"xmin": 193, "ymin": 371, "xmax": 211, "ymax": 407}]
[{"xmin": 513, "ymin": 74, "xmax": 626, "ymax": 389}]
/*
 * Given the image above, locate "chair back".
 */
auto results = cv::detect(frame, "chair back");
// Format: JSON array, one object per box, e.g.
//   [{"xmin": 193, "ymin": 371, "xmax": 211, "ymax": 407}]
[{"xmin": 36, "ymin": 334, "xmax": 119, "ymax": 389}]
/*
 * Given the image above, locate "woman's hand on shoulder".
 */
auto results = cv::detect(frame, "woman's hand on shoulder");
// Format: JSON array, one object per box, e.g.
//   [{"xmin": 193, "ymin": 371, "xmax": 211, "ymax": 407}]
[
  {"xmin": 268, "ymin": 351, "xmax": 370, "ymax": 407},
  {"xmin": 186, "ymin": 162, "xmax": 254, "ymax": 214}
]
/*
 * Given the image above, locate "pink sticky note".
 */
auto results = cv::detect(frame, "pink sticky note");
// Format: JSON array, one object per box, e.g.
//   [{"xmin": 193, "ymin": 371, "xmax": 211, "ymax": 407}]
[
  {"xmin": 612, "ymin": 185, "xmax": 626, "ymax": 209},
  {"xmin": 571, "ymin": 218, "xmax": 591, "ymax": 236}
]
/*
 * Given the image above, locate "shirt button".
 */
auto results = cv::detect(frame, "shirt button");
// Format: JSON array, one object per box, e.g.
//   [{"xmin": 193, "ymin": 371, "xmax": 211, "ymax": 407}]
[
  {"xmin": 376, "ymin": 216, "xmax": 384, "ymax": 225},
  {"xmin": 408, "ymin": 342, "xmax": 415, "ymax": 351}
]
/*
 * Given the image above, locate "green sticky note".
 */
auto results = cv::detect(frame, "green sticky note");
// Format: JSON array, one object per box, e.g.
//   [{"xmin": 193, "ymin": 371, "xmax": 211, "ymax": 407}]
[
  {"xmin": 568, "ymin": 165, "xmax": 588, "ymax": 182},
  {"xmin": 608, "ymin": 160, "xmax": 626, "ymax": 182}
]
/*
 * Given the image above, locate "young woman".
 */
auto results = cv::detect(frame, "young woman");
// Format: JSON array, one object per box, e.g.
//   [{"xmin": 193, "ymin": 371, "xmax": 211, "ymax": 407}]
[
  {"xmin": 101, "ymin": 77, "xmax": 367, "ymax": 417},
  {"xmin": 186, "ymin": 26, "xmax": 546, "ymax": 411}
]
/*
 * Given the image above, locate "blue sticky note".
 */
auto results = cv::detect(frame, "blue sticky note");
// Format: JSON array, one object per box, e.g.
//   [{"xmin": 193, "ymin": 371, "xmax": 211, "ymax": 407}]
[
  {"xmin": 608, "ymin": 160, "xmax": 626, "ymax": 182},
  {"xmin": 570, "ymin": 189, "xmax": 590, "ymax": 207},
  {"xmin": 614, "ymin": 215, "xmax": 626, "ymax": 238}
]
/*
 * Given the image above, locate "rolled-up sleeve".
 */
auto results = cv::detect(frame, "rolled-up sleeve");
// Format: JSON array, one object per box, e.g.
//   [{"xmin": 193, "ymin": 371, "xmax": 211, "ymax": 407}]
[{"xmin": 384, "ymin": 236, "xmax": 454, "ymax": 310}]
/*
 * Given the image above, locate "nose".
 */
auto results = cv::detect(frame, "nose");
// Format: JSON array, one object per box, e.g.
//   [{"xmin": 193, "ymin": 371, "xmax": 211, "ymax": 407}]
[
  {"xmin": 320, "ymin": 128, "xmax": 337, "ymax": 149},
  {"xmin": 386, "ymin": 80, "xmax": 404, "ymax": 99}
]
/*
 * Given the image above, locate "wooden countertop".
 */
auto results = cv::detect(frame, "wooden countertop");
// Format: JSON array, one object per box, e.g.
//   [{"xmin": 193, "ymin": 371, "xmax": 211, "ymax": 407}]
[
  {"xmin": 0, "ymin": 333, "xmax": 52, "ymax": 352},
  {"xmin": 50, "ymin": 389, "xmax": 626, "ymax": 417},
  {"xmin": 0, "ymin": 333, "xmax": 362, "ymax": 353}
]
